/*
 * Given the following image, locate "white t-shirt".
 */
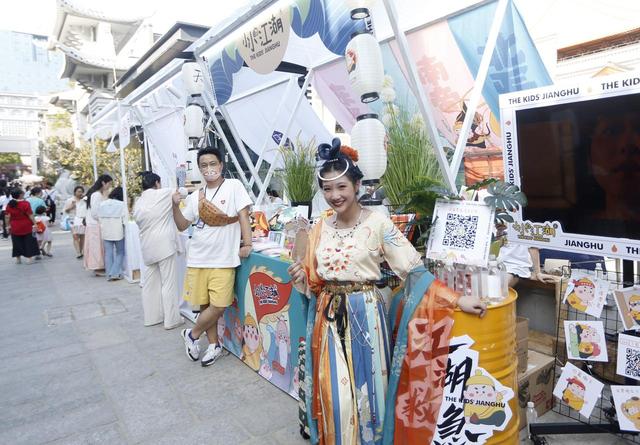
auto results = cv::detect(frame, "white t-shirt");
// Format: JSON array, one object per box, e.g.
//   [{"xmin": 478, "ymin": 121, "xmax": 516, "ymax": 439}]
[{"xmin": 181, "ymin": 178, "xmax": 252, "ymax": 268}]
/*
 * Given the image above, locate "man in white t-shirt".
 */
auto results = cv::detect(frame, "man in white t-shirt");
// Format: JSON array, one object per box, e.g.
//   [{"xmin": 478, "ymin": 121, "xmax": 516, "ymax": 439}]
[{"xmin": 172, "ymin": 147, "xmax": 253, "ymax": 367}]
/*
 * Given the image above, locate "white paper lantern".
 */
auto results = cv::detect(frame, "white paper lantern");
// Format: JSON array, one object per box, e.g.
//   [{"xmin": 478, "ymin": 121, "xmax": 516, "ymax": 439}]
[
  {"xmin": 346, "ymin": 0, "xmax": 374, "ymax": 19},
  {"xmin": 181, "ymin": 62, "xmax": 205, "ymax": 97},
  {"xmin": 350, "ymin": 114, "xmax": 386, "ymax": 185},
  {"xmin": 184, "ymin": 104, "xmax": 204, "ymax": 139},
  {"xmin": 345, "ymin": 31, "xmax": 384, "ymax": 104}
]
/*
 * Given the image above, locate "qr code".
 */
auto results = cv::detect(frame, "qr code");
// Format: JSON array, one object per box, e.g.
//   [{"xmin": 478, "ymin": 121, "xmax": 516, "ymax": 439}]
[
  {"xmin": 442, "ymin": 213, "xmax": 479, "ymax": 250},
  {"xmin": 625, "ymin": 348, "xmax": 640, "ymax": 378}
]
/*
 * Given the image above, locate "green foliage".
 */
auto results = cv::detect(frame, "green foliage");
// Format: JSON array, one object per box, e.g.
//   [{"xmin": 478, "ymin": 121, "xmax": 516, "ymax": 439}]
[
  {"xmin": 277, "ymin": 136, "xmax": 317, "ymax": 203},
  {"xmin": 43, "ymin": 136, "xmax": 143, "ymax": 201},
  {"xmin": 0, "ymin": 153, "xmax": 22, "ymax": 165},
  {"xmin": 381, "ymin": 105, "xmax": 443, "ymax": 212},
  {"xmin": 483, "ymin": 180, "xmax": 527, "ymax": 224},
  {"xmin": 48, "ymin": 113, "xmax": 72, "ymax": 131}
]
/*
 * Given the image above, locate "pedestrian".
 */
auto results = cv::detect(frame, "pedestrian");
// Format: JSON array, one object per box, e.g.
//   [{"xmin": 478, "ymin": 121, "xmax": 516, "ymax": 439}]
[
  {"xmin": 63, "ymin": 186, "xmax": 87, "ymax": 258},
  {"xmin": 34, "ymin": 205, "xmax": 53, "ymax": 257},
  {"xmin": 173, "ymin": 146, "xmax": 253, "ymax": 367},
  {"xmin": 0, "ymin": 186, "xmax": 9, "ymax": 239},
  {"xmin": 4, "ymin": 188, "xmax": 40, "ymax": 264},
  {"xmin": 43, "ymin": 182, "xmax": 57, "ymax": 224},
  {"xmin": 26, "ymin": 186, "xmax": 47, "ymax": 214},
  {"xmin": 133, "ymin": 171, "xmax": 183, "ymax": 329},
  {"xmin": 84, "ymin": 174, "xmax": 113, "ymax": 276},
  {"xmin": 287, "ymin": 142, "xmax": 486, "ymax": 444},
  {"xmin": 98, "ymin": 186, "xmax": 127, "ymax": 281}
]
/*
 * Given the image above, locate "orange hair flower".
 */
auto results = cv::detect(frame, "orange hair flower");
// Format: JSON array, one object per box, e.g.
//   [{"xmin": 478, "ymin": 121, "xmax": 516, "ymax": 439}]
[{"xmin": 340, "ymin": 145, "xmax": 359, "ymax": 162}]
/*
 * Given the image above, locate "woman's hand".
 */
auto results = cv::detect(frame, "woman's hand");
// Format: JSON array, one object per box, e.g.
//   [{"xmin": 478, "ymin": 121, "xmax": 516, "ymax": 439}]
[
  {"xmin": 287, "ymin": 260, "xmax": 307, "ymax": 292},
  {"xmin": 239, "ymin": 245, "xmax": 252, "ymax": 258},
  {"xmin": 457, "ymin": 295, "xmax": 487, "ymax": 318}
]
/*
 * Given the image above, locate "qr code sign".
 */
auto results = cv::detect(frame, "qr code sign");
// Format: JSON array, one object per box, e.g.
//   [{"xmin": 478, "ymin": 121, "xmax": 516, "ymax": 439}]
[
  {"xmin": 625, "ymin": 348, "xmax": 640, "ymax": 378},
  {"xmin": 442, "ymin": 213, "xmax": 478, "ymax": 250}
]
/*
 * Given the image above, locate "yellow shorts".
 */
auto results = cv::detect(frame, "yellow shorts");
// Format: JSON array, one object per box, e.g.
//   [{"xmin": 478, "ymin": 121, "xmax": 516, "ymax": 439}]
[{"xmin": 183, "ymin": 267, "xmax": 236, "ymax": 308}]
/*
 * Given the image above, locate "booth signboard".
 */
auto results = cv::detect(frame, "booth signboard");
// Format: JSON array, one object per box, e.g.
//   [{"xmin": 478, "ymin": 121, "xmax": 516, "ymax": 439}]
[
  {"xmin": 236, "ymin": 7, "xmax": 291, "ymax": 75},
  {"xmin": 499, "ymin": 72, "xmax": 640, "ymax": 260},
  {"xmin": 219, "ymin": 253, "xmax": 307, "ymax": 399},
  {"xmin": 431, "ymin": 335, "xmax": 514, "ymax": 445}
]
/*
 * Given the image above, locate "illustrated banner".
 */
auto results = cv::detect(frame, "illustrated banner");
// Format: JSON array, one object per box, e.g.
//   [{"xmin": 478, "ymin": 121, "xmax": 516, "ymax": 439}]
[{"xmin": 220, "ymin": 252, "xmax": 308, "ymax": 399}]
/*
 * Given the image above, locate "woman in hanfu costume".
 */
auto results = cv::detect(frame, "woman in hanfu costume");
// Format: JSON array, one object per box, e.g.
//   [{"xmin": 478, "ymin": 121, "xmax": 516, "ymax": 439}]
[{"xmin": 288, "ymin": 139, "xmax": 486, "ymax": 445}]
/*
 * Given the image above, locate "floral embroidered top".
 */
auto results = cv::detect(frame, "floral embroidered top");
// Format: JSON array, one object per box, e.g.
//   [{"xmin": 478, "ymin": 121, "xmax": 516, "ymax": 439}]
[{"xmin": 315, "ymin": 211, "xmax": 423, "ymax": 282}]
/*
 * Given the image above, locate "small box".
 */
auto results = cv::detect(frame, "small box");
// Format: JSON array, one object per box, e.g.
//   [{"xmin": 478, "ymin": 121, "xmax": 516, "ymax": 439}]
[
  {"xmin": 517, "ymin": 350, "xmax": 555, "ymax": 430},
  {"xmin": 528, "ymin": 329, "xmax": 555, "ymax": 356},
  {"xmin": 516, "ymin": 316, "xmax": 529, "ymax": 342},
  {"xmin": 517, "ymin": 339, "xmax": 528, "ymax": 373}
]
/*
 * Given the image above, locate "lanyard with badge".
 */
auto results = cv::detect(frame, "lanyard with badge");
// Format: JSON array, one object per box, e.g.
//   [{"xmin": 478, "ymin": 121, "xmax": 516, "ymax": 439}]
[{"xmin": 195, "ymin": 179, "xmax": 224, "ymax": 229}]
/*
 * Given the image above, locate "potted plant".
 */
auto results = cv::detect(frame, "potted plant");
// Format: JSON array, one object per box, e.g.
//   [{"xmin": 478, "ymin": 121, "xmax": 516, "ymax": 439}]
[{"xmin": 278, "ymin": 136, "xmax": 317, "ymax": 219}]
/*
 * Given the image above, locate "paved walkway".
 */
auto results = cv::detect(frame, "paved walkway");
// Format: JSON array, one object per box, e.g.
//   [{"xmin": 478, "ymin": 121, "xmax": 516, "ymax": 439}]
[
  {"xmin": 0, "ymin": 231, "xmax": 631, "ymax": 444},
  {"xmin": 0, "ymin": 231, "xmax": 306, "ymax": 445}
]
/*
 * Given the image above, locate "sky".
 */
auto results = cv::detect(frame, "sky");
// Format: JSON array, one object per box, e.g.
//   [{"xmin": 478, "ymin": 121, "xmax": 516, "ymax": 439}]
[{"xmin": 0, "ymin": 0, "xmax": 253, "ymax": 36}]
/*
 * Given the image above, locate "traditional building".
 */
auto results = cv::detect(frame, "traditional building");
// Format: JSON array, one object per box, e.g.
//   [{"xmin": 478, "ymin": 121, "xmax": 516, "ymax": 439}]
[{"xmin": 48, "ymin": 0, "xmax": 153, "ymax": 139}]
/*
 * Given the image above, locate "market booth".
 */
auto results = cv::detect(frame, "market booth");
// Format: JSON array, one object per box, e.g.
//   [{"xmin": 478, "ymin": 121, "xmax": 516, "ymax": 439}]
[{"xmin": 90, "ymin": 0, "xmax": 640, "ymax": 443}]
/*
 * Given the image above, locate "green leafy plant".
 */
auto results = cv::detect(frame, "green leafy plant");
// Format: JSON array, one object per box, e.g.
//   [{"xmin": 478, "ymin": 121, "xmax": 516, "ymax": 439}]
[
  {"xmin": 382, "ymin": 106, "xmax": 443, "ymax": 211},
  {"xmin": 277, "ymin": 136, "xmax": 316, "ymax": 203}
]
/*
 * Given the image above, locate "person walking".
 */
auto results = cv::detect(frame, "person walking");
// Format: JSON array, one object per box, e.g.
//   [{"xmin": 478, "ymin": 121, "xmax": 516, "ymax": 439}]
[
  {"xmin": 98, "ymin": 186, "xmax": 127, "ymax": 281},
  {"xmin": 0, "ymin": 186, "xmax": 10, "ymax": 239},
  {"xmin": 172, "ymin": 147, "xmax": 253, "ymax": 367},
  {"xmin": 34, "ymin": 206, "xmax": 53, "ymax": 257},
  {"xmin": 84, "ymin": 174, "xmax": 112, "ymax": 276},
  {"xmin": 287, "ymin": 141, "xmax": 486, "ymax": 445},
  {"xmin": 133, "ymin": 171, "xmax": 183, "ymax": 329},
  {"xmin": 4, "ymin": 188, "xmax": 40, "ymax": 264},
  {"xmin": 26, "ymin": 186, "xmax": 47, "ymax": 214},
  {"xmin": 63, "ymin": 186, "xmax": 87, "ymax": 258},
  {"xmin": 43, "ymin": 182, "xmax": 57, "ymax": 224}
]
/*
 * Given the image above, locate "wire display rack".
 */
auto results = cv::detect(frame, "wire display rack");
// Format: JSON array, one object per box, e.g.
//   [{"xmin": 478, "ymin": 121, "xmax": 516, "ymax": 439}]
[{"xmin": 530, "ymin": 262, "xmax": 640, "ymax": 444}]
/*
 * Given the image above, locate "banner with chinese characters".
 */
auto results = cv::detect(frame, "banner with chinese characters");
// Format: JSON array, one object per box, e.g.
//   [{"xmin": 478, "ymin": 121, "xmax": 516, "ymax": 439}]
[
  {"xmin": 500, "ymin": 72, "xmax": 640, "ymax": 260},
  {"xmin": 219, "ymin": 252, "xmax": 308, "ymax": 399},
  {"xmin": 433, "ymin": 335, "xmax": 514, "ymax": 445},
  {"xmin": 237, "ymin": 7, "xmax": 291, "ymax": 75}
]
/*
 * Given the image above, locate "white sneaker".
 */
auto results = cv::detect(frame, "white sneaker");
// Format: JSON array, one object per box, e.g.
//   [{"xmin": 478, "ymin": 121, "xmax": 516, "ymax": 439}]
[
  {"xmin": 181, "ymin": 329, "xmax": 200, "ymax": 361},
  {"xmin": 201, "ymin": 344, "xmax": 224, "ymax": 367}
]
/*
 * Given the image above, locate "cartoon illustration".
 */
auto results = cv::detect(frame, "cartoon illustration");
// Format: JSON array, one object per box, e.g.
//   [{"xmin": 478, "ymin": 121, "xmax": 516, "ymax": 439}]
[
  {"xmin": 628, "ymin": 294, "xmax": 640, "ymax": 325},
  {"xmin": 264, "ymin": 315, "xmax": 293, "ymax": 391},
  {"xmin": 622, "ymin": 397, "xmax": 640, "ymax": 430},
  {"xmin": 570, "ymin": 323, "xmax": 601, "ymax": 359},
  {"xmin": 217, "ymin": 314, "xmax": 227, "ymax": 346},
  {"xmin": 562, "ymin": 377, "xmax": 586, "ymax": 411},
  {"xmin": 566, "ymin": 277, "xmax": 596, "ymax": 312},
  {"xmin": 241, "ymin": 313, "xmax": 263, "ymax": 371},
  {"xmin": 463, "ymin": 370, "xmax": 507, "ymax": 427}
]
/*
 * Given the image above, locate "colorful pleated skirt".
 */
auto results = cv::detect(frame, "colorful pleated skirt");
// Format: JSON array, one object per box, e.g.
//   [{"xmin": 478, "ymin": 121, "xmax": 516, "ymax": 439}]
[{"xmin": 309, "ymin": 282, "xmax": 391, "ymax": 445}]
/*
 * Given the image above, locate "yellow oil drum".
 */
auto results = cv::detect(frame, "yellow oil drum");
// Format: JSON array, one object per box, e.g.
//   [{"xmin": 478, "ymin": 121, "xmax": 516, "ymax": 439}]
[{"xmin": 451, "ymin": 288, "xmax": 519, "ymax": 445}]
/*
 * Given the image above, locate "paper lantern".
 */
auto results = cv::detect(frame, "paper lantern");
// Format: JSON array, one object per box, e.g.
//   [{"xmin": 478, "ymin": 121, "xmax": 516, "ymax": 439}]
[
  {"xmin": 181, "ymin": 62, "xmax": 205, "ymax": 97},
  {"xmin": 184, "ymin": 104, "xmax": 204, "ymax": 140},
  {"xmin": 350, "ymin": 114, "xmax": 386, "ymax": 185},
  {"xmin": 346, "ymin": 0, "xmax": 374, "ymax": 19},
  {"xmin": 345, "ymin": 31, "xmax": 384, "ymax": 103}
]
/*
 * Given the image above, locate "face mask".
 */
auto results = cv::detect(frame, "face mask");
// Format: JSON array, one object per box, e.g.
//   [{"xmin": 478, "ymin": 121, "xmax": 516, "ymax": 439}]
[{"xmin": 202, "ymin": 168, "xmax": 221, "ymax": 181}]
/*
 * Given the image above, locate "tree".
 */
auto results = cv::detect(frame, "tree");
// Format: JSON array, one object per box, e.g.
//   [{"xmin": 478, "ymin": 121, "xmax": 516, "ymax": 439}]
[{"xmin": 43, "ymin": 136, "xmax": 143, "ymax": 203}]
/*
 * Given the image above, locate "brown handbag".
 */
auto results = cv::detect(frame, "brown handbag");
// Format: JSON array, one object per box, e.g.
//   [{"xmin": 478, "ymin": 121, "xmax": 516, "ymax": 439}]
[{"xmin": 198, "ymin": 190, "xmax": 238, "ymax": 227}]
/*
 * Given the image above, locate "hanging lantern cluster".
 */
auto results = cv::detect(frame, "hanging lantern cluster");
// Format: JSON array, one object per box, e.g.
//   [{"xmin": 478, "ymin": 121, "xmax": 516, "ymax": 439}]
[
  {"xmin": 181, "ymin": 62, "xmax": 207, "ymax": 146},
  {"xmin": 344, "ymin": 0, "xmax": 386, "ymax": 190}
]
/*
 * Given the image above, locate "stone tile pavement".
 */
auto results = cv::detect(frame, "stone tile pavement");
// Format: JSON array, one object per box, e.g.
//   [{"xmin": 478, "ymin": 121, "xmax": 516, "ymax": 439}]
[{"xmin": 0, "ymin": 231, "xmax": 632, "ymax": 444}]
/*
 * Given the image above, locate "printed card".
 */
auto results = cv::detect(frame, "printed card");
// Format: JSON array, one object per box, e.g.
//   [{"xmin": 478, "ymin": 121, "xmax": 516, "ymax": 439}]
[
  {"xmin": 611, "ymin": 386, "xmax": 640, "ymax": 432},
  {"xmin": 614, "ymin": 287, "xmax": 640, "ymax": 331},
  {"xmin": 562, "ymin": 272, "xmax": 608, "ymax": 318},
  {"xmin": 563, "ymin": 320, "xmax": 608, "ymax": 362},
  {"xmin": 553, "ymin": 362, "xmax": 604, "ymax": 418},
  {"xmin": 616, "ymin": 333, "xmax": 640, "ymax": 382}
]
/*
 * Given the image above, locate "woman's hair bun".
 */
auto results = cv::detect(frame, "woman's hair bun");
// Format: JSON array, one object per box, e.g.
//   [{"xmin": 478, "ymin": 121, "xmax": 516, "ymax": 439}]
[{"xmin": 317, "ymin": 137, "xmax": 342, "ymax": 161}]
